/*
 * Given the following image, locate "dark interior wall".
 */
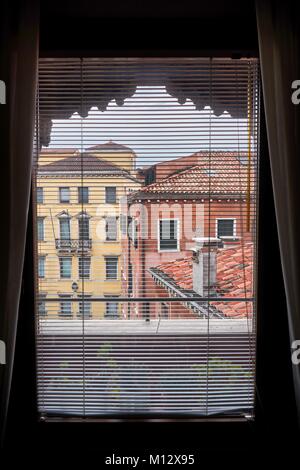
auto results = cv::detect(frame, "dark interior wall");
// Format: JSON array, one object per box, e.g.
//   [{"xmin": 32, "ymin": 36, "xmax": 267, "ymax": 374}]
[
  {"xmin": 3, "ymin": 0, "xmax": 299, "ymax": 462},
  {"xmin": 39, "ymin": 0, "xmax": 258, "ymax": 57}
]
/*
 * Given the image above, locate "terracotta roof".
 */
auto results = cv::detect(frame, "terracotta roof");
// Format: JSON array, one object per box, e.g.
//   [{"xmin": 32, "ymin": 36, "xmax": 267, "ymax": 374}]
[
  {"xmin": 152, "ymin": 242, "xmax": 253, "ymax": 318},
  {"xmin": 215, "ymin": 242, "xmax": 253, "ymax": 318},
  {"xmin": 38, "ymin": 153, "xmax": 132, "ymax": 176},
  {"xmin": 153, "ymin": 151, "xmax": 252, "ymax": 170},
  {"xmin": 132, "ymin": 154, "xmax": 255, "ymax": 198},
  {"xmin": 86, "ymin": 141, "xmax": 134, "ymax": 153},
  {"xmin": 155, "ymin": 257, "xmax": 193, "ymax": 290}
]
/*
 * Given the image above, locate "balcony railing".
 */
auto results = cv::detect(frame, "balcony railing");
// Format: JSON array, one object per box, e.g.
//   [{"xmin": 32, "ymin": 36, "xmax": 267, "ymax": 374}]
[{"xmin": 55, "ymin": 238, "xmax": 92, "ymax": 253}]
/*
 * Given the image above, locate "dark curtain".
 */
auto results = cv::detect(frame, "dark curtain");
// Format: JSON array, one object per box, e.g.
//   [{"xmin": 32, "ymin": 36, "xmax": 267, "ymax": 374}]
[
  {"xmin": 256, "ymin": 0, "xmax": 300, "ymax": 420},
  {"xmin": 0, "ymin": 0, "xmax": 39, "ymax": 445}
]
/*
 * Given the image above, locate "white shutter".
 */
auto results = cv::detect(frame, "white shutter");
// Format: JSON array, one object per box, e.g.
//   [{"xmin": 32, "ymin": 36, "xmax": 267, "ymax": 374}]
[{"xmin": 34, "ymin": 57, "xmax": 259, "ymax": 418}]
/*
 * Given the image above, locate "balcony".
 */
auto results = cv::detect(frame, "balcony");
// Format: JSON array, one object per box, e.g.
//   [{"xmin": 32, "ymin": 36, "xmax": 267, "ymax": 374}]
[{"xmin": 55, "ymin": 238, "xmax": 92, "ymax": 253}]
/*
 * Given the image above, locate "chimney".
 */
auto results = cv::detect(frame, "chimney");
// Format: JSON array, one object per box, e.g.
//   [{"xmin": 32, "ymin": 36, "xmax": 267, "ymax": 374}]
[{"xmin": 192, "ymin": 237, "xmax": 222, "ymax": 297}]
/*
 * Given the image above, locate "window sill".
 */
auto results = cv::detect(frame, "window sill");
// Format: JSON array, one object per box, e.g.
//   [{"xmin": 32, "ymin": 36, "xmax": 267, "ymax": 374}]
[
  {"xmin": 158, "ymin": 249, "xmax": 180, "ymax": 253},
  {"xmin": 219, "ymin": 236, "xmax": 239, "ymax": 241},
  {"xmin": 39, "ymin": 414, "xmax": 253, "ymax": 424}
]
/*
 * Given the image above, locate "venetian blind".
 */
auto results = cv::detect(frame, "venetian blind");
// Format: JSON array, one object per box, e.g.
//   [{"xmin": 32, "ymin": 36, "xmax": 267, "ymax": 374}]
[{"xmin": 34, "ymin": 58, "xmax": 259, "ymax": 418}]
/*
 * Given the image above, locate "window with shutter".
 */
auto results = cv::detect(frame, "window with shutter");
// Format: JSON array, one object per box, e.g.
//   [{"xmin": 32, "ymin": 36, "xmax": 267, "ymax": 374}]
[
  {"xmin": 159, "ymin": 219, "xmax": 179, "ymax": 251},
  {"xmin": 78, "ymin": 257, "xmax": 91, "ymax": 279},
  {"xmin": 105, "ymin": 256, "xmax": 118, "ymax": 280},
  {"xmin": 59, "ymin": 257, "xmax": 72, "ymax": 279},
  {"xmin": 59, "ymin": 295, "xmax": 72, "ymax": 317},
  {"xmin": 59, "ymin": 187, "xmax": 70, "ymax": 203},
  {"xmin": 105, "ymin": 186, "xmax": 116, "ymax": 204},
  {"xmin": 105, "ymin": 217, "xmax": 118, "ymax": 241},
  {"xmin": 78, "ymin": 187, "xmax": 89, "ymax": 204},
  {"xmin": 59, "ymin": 217, "xmax": 70, "ymax": 240},
  {"xmin": 78, "ymin": 295, "xmax": 91, "ymax": 318},
  {"xmin": 37, "ymin": 217, "xmax": 45, "ymax": 241},
  {"xmin": 34, "ymin": 57, "xmax": 259, "ymax": 419},
  {"xmin": 37, "ymin": 187, "xmax": 44, "ymax": 204},
  {"xmin": 38, "ymin": 256, "xmax": 45, "ymax": 278}
]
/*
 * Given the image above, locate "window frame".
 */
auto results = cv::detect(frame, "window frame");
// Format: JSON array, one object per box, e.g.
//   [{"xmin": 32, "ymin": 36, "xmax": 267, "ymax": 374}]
[
  {"xmin": 105, "ymin": 216, "xmax": 118, "ymax": 242},
  {"xmin": 59, "ymin": 216, "xmax": 71, "ymax": 240},
  {"xmin": 78, "ymin": 216, "xmax": 90, "ymax": 240},
  {"xmin": 37, "ymin": 217, "xmax": 45, "ymax": 241},
  {"xmin": 36, "ymin": 187, "xmax": 44, "ymax": 204},
  {"xmin": 59, "ymin": 187, "xmax": 70, "ymax": 203},
  {"xmin": 78, "ymin": 186, "xmax": 89, "ymax": 204},
  {"xmin": 216, "ymin": 217, "xmax": 237, "ymax": 239},
  {"xmin": 77, "ymin": 294, "xmax": 92, "ymax": 318},
  {"xmin": 105, "ymin": 256, "xmax": 119, "ymax": 280},
  {"xmin": 78, "ymin": 256, "xmax": 91, "ymax": 279},
  {"xmin": 104, "ymin": 295, "xmax": 120, "ymax": 318},
  {"xmin": 157, "ymin": 218, "xmax": 180, "ymax": 252},
  {"xmin": 38, "ymin": 255, "xmax": 45, "ymax": 278},
  {"xmin": 37, "ymin": 294, "xmax": 47, "ymax": 316},
  {"xmin": 105, "ymin": 186, "xmax": 117, "ymax": 204},
  {"xmin": 31, "ymin": 55, "xmax": 263, "ymax": 425},
  {"xmin": 59, "ymin": 256, "xmax": 72, "ymax": 279},
  {"xmin": 59, "ymin": 294, "xmax": 72, "ymax": 317}
]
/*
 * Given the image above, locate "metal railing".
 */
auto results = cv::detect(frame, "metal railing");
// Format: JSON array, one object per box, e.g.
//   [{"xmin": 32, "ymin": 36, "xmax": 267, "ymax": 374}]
[{"xmin": 55, "ymin": 238, "xmax": 92, "ymax": 252}]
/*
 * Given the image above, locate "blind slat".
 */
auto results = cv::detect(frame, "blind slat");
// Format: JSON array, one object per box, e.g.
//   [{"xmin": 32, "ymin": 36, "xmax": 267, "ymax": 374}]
[{"xmin": 34, "ymin": 57, "xmax": 259, "ymax": 419}]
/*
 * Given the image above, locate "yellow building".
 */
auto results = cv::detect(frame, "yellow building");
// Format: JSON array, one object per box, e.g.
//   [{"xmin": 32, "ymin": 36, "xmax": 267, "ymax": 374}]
[{"xmin": 36, "ymin": 142, "xmax": 141, "ymax": 319}]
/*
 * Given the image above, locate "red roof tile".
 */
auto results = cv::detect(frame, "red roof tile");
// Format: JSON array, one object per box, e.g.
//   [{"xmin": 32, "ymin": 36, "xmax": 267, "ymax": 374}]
[
  {"xmin": 154, "ymin": 242, "xmax": 253, "ymax": 318},
  {"xmin": 133, "ymin": 154, "xmax": 255, "ymax": 198}
]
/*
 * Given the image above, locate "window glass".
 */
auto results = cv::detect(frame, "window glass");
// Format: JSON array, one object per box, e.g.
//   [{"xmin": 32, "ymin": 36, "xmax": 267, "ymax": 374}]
[
  {"xmin": 79, "ymin": 257, "xmax": 91, "ymax": 279},
  {"xmin": 217, "ymin": 219, "xmax": 235, "ymax": 238},
  {"xmin": 105, "ymin": 296, "xmax": 119, "ymax": 318},
  {"xmin": 37, "ymin": 217, "xmax": 44, "ymax": 241},
  {"xmin": 78, "ymin": 296, "xmax": 91, "ymax": 317},
  {"xmin": 105, "ymin": 256, "xmax": 118, "ymax": 280},
  {"xmin": 37, "ymin": 187, "xmax": 44, "ymax": 204},
  {"xmin": 78, "ymin": 187, "xmax": 89, "ymax": 204},
  {"xmin": 78, "ymin": 217, "xmax": 89, "ymax": 240},
  {"xmin": 105, "ymin": 217, "xmax": 117, "ymax": 241},
  {"xmin": 59, "ymin": 257, "xmax": 72, "ymax": 279},
  {"xmin": 38, "ymin": 256, "xmax": 45, "ymax": 278},
  {"xmin": 105, "ymin": 186, "xmax": 116, "ymax": 203},
  {"xmin": 59, "ymin": 295, "xmax": 72, "ymax": 316},
  {"xmin": 159, "ymin": 220, "xmax": 178, "ymax": 251},
  {"xmin": 59, "ymin": 187, "xmax": 70, "ymax": 203},
  {"xmin": 59, "ymin": 218, "xmax": 71, "ymax": 240}
]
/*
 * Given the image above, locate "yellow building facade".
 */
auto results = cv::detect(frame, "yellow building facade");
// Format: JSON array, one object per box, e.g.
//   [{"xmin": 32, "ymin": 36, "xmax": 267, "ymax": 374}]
[{"xmin": 36, "ymin": 142, "xmax": 141, "ymax": 319}]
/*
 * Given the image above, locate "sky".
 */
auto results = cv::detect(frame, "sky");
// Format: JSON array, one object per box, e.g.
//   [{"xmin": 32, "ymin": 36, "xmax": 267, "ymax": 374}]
[{"xmin": 47, "ymin": 86, "xmax": 253, "ymax": 166}]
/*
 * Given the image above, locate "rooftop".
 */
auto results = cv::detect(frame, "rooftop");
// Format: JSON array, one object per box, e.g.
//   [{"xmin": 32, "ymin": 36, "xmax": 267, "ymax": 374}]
[
  {"xmin": 40, "ymin": 147, "xmax": 79, "ymax": 154},
  {"xmin": 150, "ymin": 242, "xmax": 253, "ymax": 318},
  {"xmin": 38, "ymin": 153, "xmax": 137, "ymax": 180},
  {"xmin": 86, "ymin": 140, "xmax": 135, "ymax": 153},
  {"xmin": 131, "ymin": 154, "xmax": 255, "ymax": 199}
]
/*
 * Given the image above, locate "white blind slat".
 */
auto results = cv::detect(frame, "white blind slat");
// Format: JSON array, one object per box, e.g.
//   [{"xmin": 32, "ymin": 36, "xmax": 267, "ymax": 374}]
[{"xmin": 34, "ymin": 57, "xmax": 259, "ymax": 418}]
